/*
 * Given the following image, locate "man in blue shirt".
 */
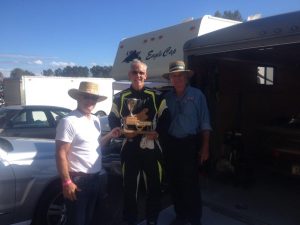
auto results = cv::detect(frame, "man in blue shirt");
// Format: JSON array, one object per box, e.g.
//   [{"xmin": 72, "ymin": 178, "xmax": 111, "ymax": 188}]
[{"xmin": 162, "ymin": 61, "xmax": 212, "ymax": 225}]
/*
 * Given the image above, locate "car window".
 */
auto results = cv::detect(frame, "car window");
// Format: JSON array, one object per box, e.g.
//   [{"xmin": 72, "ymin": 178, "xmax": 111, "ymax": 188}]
[
  {"xmin": 10, "ymin": 111, "xmax": 27, "ymax": 128},
  {"xmin": 32, "ymin": 111, "xmax": 49, "ymax": 127},
  {"xmin": 11, "ymin": 110, "xmax": 49, "ymax": 128},
  {"xmin": 50, "ymin": 109, "xmax": 70, "ymax": 117},
  {"xmin": 0, "ymin": 109, "xmax": 19, "ymax": 128},
  {"xmin": 50, "ymin": 109, "xmax": 70, "ymax": 124}
]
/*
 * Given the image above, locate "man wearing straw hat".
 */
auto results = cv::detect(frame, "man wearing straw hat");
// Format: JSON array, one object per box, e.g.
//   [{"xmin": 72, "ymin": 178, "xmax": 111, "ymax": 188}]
[
  {"xmin": 56, "ymin": 81, "xmax": 121, "ymax": 225},
  {"xmin": 162, "ymin": 61, "xmax": 212, "ymax": 225}
]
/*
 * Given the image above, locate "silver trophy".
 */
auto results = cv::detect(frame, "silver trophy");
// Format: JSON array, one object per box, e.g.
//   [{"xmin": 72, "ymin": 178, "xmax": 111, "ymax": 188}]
[
  {"xmin": 123, "ymin": 98, "xmax": 152, "ymax": 133},
  {"xmin": 127, "ymin": 98, "xmax": 139, "ymax": 116}
]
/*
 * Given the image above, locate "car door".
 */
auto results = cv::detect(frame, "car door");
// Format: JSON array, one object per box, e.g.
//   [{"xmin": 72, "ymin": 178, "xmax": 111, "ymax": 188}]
[
  {"xmin": 30, "ymin": 110, "xmax": 55, "ymax": 138},
  {"xmin": 0, "ymin": 149, "xmax": 16, "ymax": 225},
  {"xmin": 6, "ymin": 109, "xmax": 54, "ymax": 139}
]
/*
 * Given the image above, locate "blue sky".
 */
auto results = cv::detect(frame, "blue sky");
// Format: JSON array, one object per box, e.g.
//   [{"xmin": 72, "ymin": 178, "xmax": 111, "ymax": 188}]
[{"xmin": 0, "ymin": 0, "xmax": 299, "ymax": 77}]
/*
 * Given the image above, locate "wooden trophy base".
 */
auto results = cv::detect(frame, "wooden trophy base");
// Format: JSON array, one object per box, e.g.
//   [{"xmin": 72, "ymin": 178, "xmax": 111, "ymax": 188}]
[
  {"xmin": 123, "ymin": 116, "xmax": 153, "ymax": 134},
  {"xmin": 122, "ymin": 128, "xmax": 154, "ymax": 135}
]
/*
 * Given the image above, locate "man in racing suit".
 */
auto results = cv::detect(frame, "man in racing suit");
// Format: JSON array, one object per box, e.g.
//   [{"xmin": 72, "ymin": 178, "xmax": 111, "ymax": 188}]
[{"xmin": 108, "ymin": 59, "xmax": 169, "ymax": 225}]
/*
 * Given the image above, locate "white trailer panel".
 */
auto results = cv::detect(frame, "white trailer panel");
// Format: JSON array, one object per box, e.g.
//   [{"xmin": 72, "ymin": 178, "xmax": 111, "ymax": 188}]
[
  {"xmin": 4, "ymin": 76, "xmax": 115, "ymax": 115},
  {"xmin": 111, "ymin": 15, "xmax": 240, "ymax": 81}
]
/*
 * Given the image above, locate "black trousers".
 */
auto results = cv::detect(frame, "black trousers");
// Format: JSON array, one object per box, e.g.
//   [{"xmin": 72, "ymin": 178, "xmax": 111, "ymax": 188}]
[
  {"xmin": 164, "ymin": 135, "xmax": 202, "ymax": 225},
  {"xmin": 121, "ymin": 138, "xmax": 163, "ymax": 224},
  {"xmin": 66, "ymin": 172, "xmax": 101, "ymax": 225}
]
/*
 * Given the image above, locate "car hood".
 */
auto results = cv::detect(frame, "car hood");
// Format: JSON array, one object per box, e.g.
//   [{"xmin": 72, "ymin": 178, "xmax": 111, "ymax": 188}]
[{"xmin": 0, "ymin": 137, "xmax": 55, "ymax": 164}]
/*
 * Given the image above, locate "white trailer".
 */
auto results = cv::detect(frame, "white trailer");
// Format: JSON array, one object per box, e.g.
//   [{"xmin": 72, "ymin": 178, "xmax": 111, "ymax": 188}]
[
  {"xmin": 111, "ymin": 15, "xmax": 240, "ymax": 82},
  {"xmin": 3, "ymin": 76, "xmax": 115, "ymax": 115}
]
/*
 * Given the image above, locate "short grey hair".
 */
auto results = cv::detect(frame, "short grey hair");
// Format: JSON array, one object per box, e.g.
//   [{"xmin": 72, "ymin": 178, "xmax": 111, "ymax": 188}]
[{"xmin": 130, "ymin": 59, "xmax": 148, "ymax": 70}]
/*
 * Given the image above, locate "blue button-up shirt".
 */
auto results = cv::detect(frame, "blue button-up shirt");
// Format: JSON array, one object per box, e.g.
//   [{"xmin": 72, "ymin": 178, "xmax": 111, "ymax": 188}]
[{"xmin": 165, "ymin": 85, "xmax": 212, "ymax": 138}]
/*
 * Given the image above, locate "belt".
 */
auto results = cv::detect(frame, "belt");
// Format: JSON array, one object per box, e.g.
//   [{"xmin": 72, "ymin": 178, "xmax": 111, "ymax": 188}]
[
  {"xmin": 170, "ymin": 134, "xmax": 197, "ymax": 141},
  {"xmin": 69, "ymin": 171, "xmax": 100, "ymax": 177}
]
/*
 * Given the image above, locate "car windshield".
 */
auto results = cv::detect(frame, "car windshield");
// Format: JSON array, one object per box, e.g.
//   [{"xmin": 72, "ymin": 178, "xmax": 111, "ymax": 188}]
[{"xmin": 0, "ymin": 109, "xmax": 20, "ymax": 128}]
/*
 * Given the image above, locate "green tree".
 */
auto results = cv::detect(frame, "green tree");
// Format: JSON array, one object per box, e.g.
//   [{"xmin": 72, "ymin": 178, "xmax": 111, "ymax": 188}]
[
  {"xmin": 62, "ymin": 66, "xmax": 74, "ymax": 77},
  {"xmin": 60, "ymin": 66, "xmax": 89, "ymax": 77},
  {"xmin": 75, "ymin": 66, "xmax": 89, "ymax": 77},
  {"xmin": 10, "ymin": 68, "xmax": 34, "ymax": 79},
  {"xmin": 42, "ymin": 69, "xmax": 54, "ymax": 76},
  {"xmin": 214, "ymin": 10, "xmax": 222, "ymax": 18},
  {"xmin": 214, "ymin": 10, "xmax": 243, "ymax": 22},
  {"xmin": 90, "ymin": 65, "xmax": 102, "ymax": 77},
  {"xmin": 90, "ymin": 65, "xmax": 112, "ymax": 78},
  {"xmin": 0, "ymin": 72, "xmax": 3, "ymax": 105},
  {"xmin": 48, "ymin": 65, "xmax": 113, "ymax": 78},
  {"xmin": 0, "ymin": 71, "xmax": 4, "ymax": 82},
  {"xmin": 54, "ymin": 68, "xmax": 63, "ymax": 76}
]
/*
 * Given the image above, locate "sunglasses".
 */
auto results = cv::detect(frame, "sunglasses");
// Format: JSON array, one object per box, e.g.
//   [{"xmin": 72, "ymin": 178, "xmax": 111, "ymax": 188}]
[
  {"xmin": 82, "ymin": 94, "xmax": 99, "ymax": 101},
  {"xmin": 131, "ymin": 70, "xmax": 146, "ymax": 76}
]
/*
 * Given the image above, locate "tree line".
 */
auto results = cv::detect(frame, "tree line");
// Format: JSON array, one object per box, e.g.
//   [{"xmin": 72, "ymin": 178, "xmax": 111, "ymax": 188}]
[
  {"xmin": 6, "ymin": 65, "xmax": 112, "ymax": 79},
  {"xmin": 214, "ymin": 10, "xmax": 243, "ymax": 22}
]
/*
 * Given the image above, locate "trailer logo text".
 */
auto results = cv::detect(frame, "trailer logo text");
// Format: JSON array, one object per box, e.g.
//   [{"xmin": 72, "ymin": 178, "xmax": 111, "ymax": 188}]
[
  {"xmin": 146, "ymin": 46, "xmax": 176, "ymax": 60},
  {"xmin": 122, "ymin": 47, "xmax": 176, "ymax": 63}
]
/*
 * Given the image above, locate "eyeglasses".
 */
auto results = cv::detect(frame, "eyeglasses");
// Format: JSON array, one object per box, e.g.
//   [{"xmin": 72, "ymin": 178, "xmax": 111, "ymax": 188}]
[
  {"xmin": 82, "ymin": 94, "xmax": 98, "ymax": 101},
  {"xmin": 131, "ymin": 70, "xmax": 146, "ymax": 76}
]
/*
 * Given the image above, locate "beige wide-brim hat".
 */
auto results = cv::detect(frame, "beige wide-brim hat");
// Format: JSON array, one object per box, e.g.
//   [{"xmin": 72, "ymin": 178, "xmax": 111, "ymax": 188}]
[
  {"xmin": 68, "ymin": 81, "xmax": 107, "ymax": 102},
  {"xmin": 162, "ymin": 60, "xmax": 194, "ymax": 80}
]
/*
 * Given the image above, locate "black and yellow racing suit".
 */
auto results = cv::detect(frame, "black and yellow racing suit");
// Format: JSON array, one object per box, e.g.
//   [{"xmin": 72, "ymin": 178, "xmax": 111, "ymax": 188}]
[{"xmin": 108, "ymin": 86, "xmax": 169, "ymax": 224}]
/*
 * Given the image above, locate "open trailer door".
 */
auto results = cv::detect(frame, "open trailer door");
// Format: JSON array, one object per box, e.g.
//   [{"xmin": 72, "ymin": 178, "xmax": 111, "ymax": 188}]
[{"xmin": 183, "ymin": 11, "xmax": 300, "ymax": 175}]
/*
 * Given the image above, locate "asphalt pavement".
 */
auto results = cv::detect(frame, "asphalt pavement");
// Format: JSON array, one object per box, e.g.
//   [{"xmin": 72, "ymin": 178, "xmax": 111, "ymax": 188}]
[
  {"xmin": 138, "ymin": 168, "xmax": 300, "ymax": 225},
  {"xmin": 95, "ymin": 164, "xmax": 300, "ymax": 225},
  {"xmin": 138, "ymin": 205, "xmax": 248, "ymax": 225}
]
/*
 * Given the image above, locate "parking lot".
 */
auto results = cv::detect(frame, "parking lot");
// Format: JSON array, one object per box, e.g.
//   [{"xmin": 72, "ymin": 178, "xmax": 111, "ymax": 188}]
[
  {"xmin": 96, "ymin": 165, "xmax": 300, "ymax": 225},
  {"xmin": 198, "ymin": 169, "xmax": 300, "ymax": 225}
]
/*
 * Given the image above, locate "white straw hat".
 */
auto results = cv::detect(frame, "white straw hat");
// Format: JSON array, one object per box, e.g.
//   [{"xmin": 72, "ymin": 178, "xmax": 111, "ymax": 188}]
[
  {"xmin": 162, "ymin": 60, "xmax": 194, "ymax": 80},
  {"xmin": 68, "ymin": 81, "xmax": 107, "ymax": 102}
]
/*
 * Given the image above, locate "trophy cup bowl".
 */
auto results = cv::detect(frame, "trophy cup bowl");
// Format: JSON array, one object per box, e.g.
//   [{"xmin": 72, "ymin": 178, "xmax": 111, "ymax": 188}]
[{"xmin": 127, "ymin": 98, "xmax": 139, "ymax": 116}]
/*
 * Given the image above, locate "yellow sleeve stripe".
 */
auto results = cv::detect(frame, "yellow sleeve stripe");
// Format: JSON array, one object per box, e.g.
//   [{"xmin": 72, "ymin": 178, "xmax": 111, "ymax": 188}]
[
  {"xmin": 120, "ymin": 91, "xmax": 132, "ymax": 116},
  {"xmin": 157, "ymin": 161, "xmax": 163, "ymax": 183},
  {"xmin": 157, "ymin": 99, "xmax": 167, "ymax": 118}
]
